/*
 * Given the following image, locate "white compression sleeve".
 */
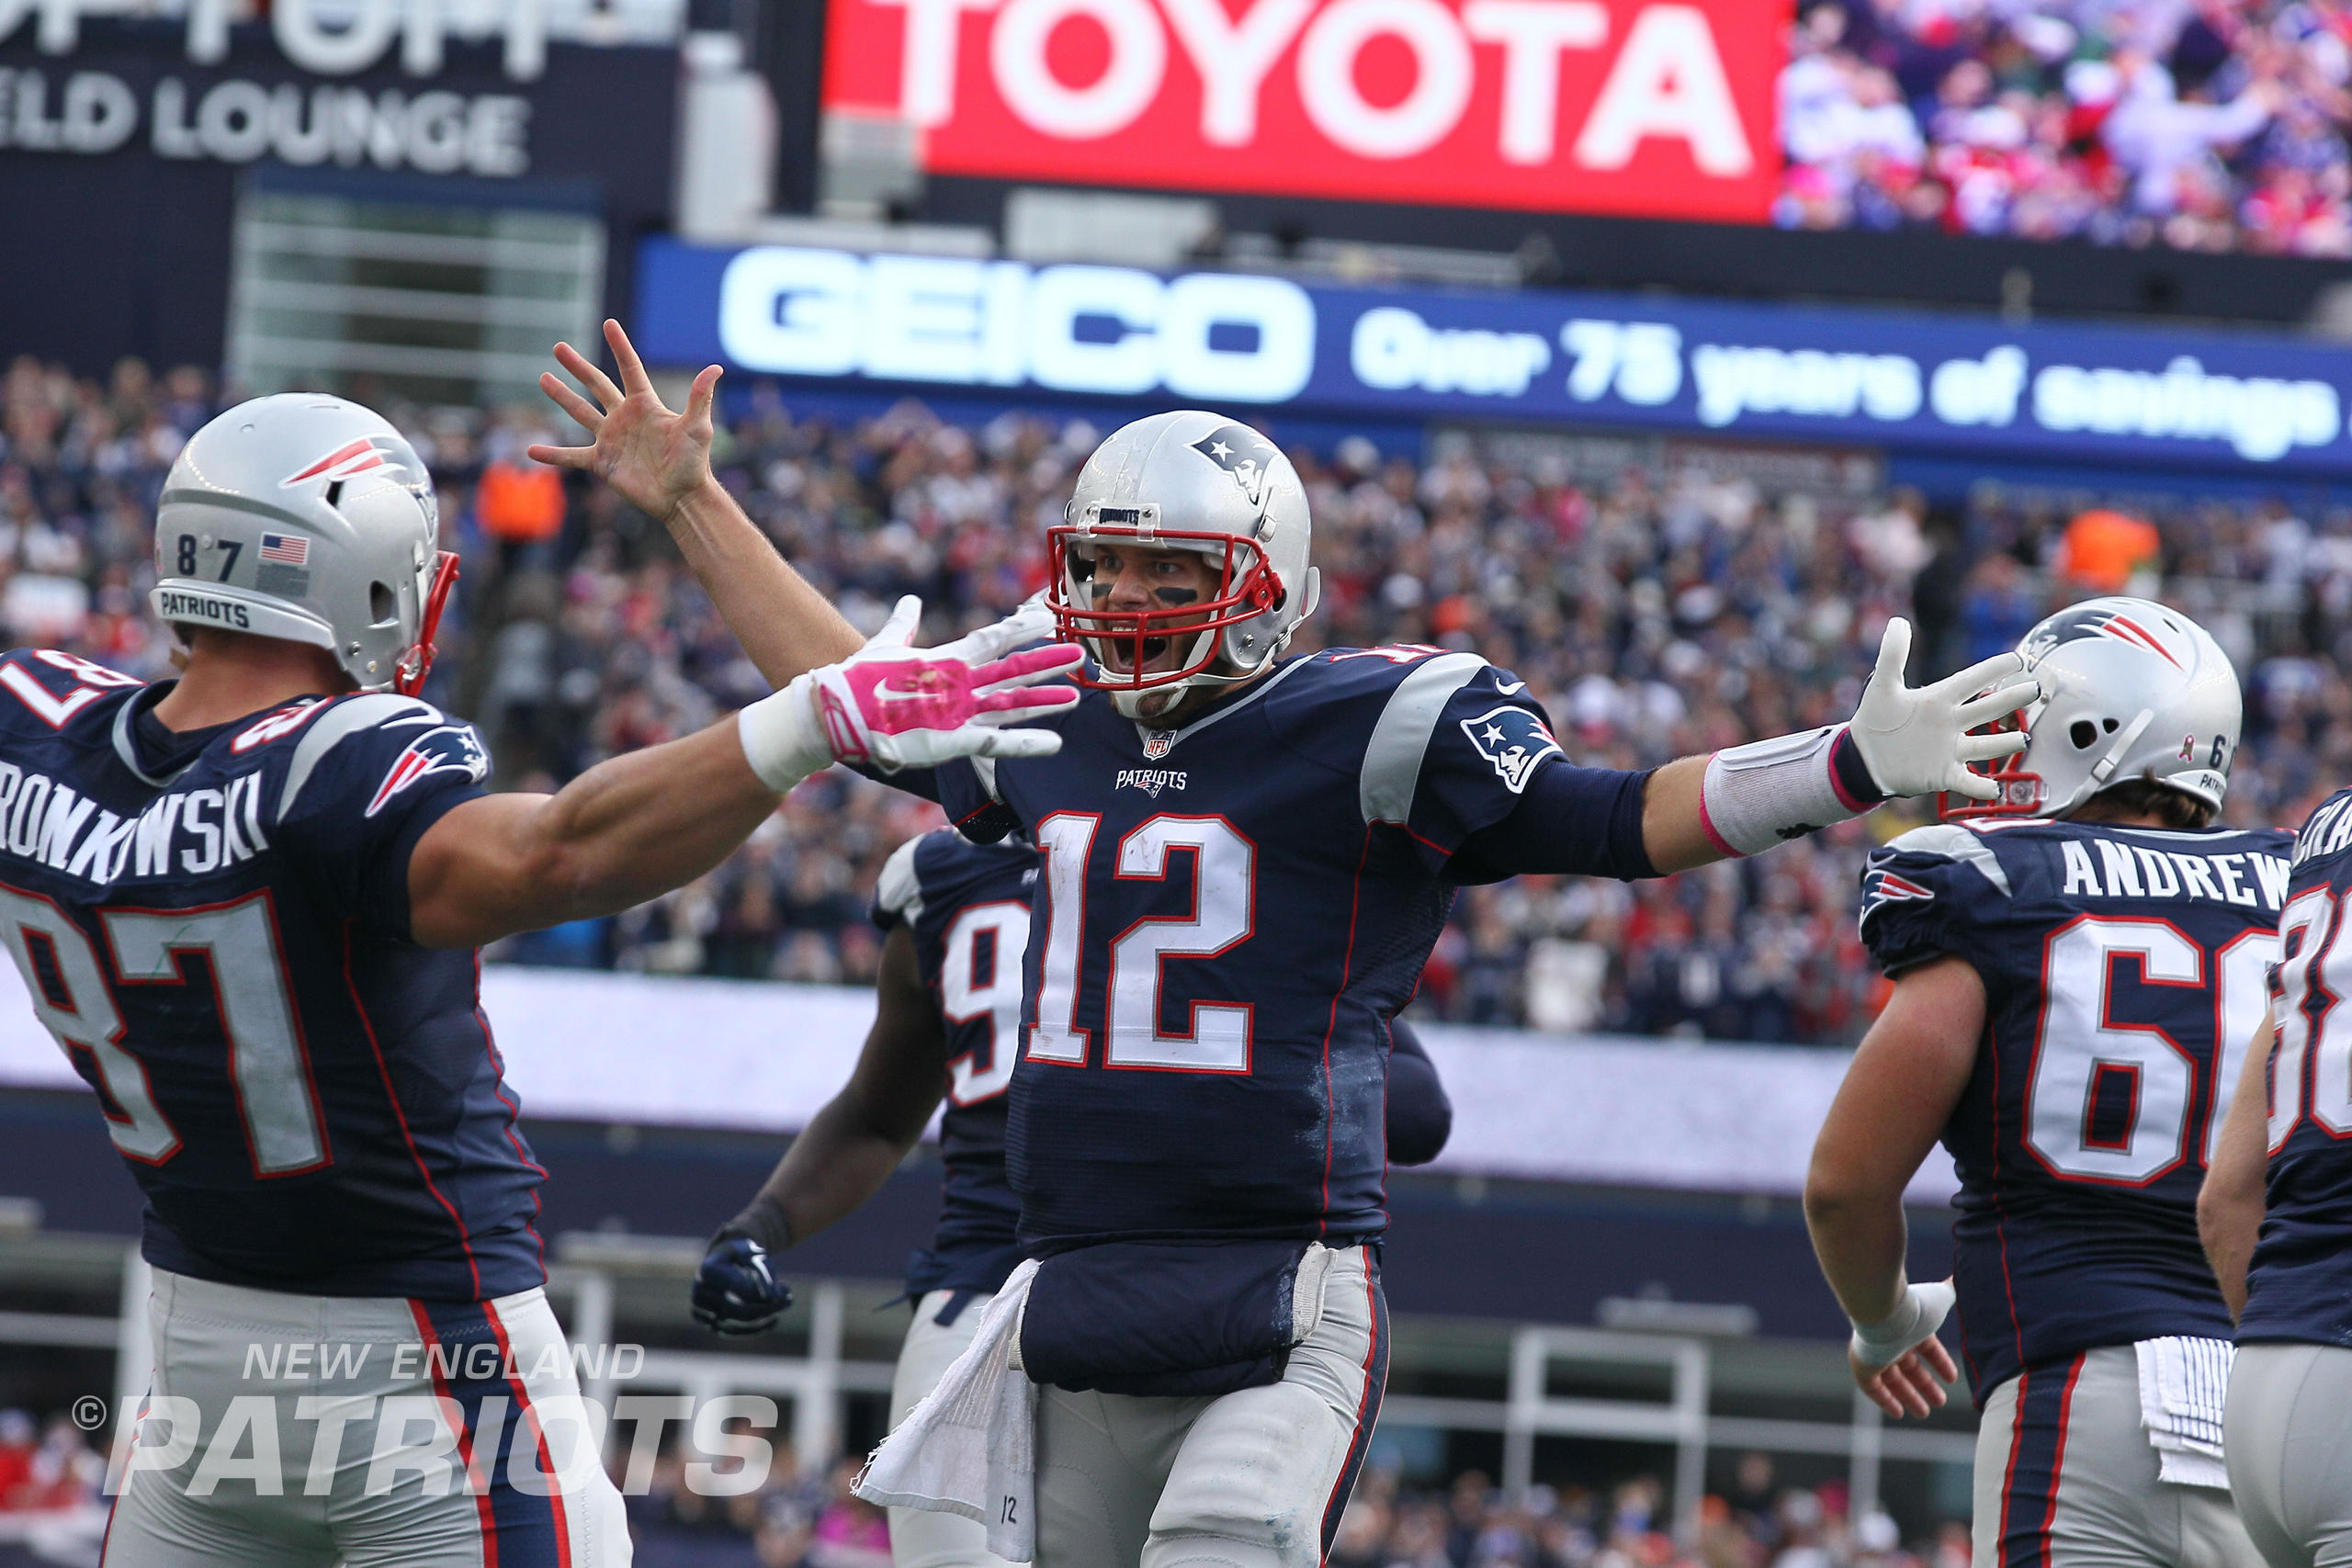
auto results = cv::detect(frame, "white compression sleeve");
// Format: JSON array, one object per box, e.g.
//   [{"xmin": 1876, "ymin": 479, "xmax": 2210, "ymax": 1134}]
[
  {"xmin": 736, "ymin": 674, "xmax": 832, "ymax": 793},
  {"xmin": 1698, "ymin": 725, "xmax": 1887, "ymax": 857}
]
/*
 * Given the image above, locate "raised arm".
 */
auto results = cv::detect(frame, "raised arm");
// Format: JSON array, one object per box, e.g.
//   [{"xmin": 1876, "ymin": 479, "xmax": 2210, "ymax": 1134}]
[
  {"xmin": 2199, "ymin": 1005, "xmax": 2277, "ymax": 1321},
  {"xmin": 406, "ymin": 602, "xmax": 1080, "ymax": 949},
  {"xmin": 1805, "ymin": 954, "xmax": 1981, "ymax": 1416},
  {"xmin": 1646, "ymin": 619, "xmax": 2037, "ymax": 874},
  {"xmin": 531, "ymin": 319, "xmax": 864, "ymax": 687}
]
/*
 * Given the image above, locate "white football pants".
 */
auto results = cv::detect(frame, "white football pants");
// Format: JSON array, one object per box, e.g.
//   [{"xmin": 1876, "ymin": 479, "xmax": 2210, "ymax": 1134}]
[
  {"xmin": 1031, "ymin": 1244, "xmax": 1387, "ymax": 1568},
  {"xmin": 888, "ymin": 1290, "xmax": 1021, "ymax": 1568},
  {"xmin": 102, "ymin": 1268, "xmax": 628, "ymax": 1568},
  {"xmin": 2224, "ymin": 1343, "xmax": 2352, "ymax": 1568},
  {"xmin": 1972, "ymin": 1346, "xmax": 2261, "ymax": 1568}
]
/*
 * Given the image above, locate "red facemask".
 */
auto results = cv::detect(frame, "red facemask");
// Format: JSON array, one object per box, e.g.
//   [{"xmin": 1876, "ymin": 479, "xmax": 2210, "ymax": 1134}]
[
  {"xmin": 1045, "ymin": 525, "xmax": 1283, "ymax": 693},
  {"xmin": 1938, "ymin": 705, "xmax": 2044, "ymax": 820},
  {"xmin": 393, "ymin": 551, "xmax": 460, "ymax": 697}
]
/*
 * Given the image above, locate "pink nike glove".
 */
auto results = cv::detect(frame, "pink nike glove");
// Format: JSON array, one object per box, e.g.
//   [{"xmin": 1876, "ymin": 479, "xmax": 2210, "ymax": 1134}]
[{"xmin": 739, "ymin": 597, "xmax": 1081, "ymax": 787}]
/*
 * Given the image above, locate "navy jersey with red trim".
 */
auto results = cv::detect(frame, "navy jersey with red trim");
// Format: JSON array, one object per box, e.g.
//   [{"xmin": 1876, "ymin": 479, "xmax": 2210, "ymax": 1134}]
[
  {"xmin": 923, "ymin": 646, "xmax": 1642, "ymax": 1253},
  {"xmin": 872, "ymin": 827, "xmax": 1035, "ymax": 1299},
  {"xmin": 0, "ymin": 649, "xmax": 543, "ymax": 1301},
  {"xmin": 1858, "ymin": 818, "xmax": 2292, "ymax": 1398},
  {"xmin": 2241, "ymin": 787, "xmax": 2352, "ymax": 1347}
]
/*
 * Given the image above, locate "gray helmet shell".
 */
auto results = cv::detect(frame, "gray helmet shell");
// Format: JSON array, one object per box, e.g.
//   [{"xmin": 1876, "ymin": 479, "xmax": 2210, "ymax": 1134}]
[
  {"xmin": 1056, "ymin": 410, "xmax": 1320, "ymax": 719},
  {"xmin": 152, "ymin": 394, "xmax": 440, "ymax": 692},
  {"xmin": 1981, "ymin": 597, "xmax": 2243, "ymax": 818}
]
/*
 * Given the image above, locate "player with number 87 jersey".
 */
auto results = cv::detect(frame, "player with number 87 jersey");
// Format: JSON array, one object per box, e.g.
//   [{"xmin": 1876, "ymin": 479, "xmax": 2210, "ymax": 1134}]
[{"xmin": 1814, "ymin": 598, "xmax": 2280, "ymax": 1568}]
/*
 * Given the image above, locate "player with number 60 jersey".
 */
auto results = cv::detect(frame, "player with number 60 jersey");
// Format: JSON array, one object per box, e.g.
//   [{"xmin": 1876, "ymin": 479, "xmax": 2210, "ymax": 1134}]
[{"xmin": 1812, "ymin": 599, "xmax": 2278, "ymax": 1568}]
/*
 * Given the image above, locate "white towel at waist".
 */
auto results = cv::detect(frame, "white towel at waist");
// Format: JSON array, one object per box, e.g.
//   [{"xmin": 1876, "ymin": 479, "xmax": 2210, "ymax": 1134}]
[
  {"xmin": 854, "ymin": 1258, "xmax": 1040, "ymax": 1561},
  {"xmin": 2135, "ymin": 1335, "xmax": 2233, "ymax": 1491}
]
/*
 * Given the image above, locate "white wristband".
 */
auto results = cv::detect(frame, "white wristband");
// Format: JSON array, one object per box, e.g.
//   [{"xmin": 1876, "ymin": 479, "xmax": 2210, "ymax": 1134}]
[
  {"xmin": 1849, "ymin": 1280, "xmax": 1955, "ymax": 1369},
  {"xmin": 737, "ymin": 674, "xmax": 832, "ymax": 793},
  {"xmin": 1699, "ymin": 724, "xmax": 1883, "ymax": 857}
]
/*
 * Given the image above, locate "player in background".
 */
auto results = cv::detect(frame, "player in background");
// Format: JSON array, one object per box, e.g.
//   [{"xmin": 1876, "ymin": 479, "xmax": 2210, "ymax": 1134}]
[
  {"xmin": 2199, "ymin": 784, "xmax": 2352, "ymax": 1568},
  {"xmin": 536, "ymin": 325, "xmax": 2035, "ymax": 1568},
  {"xmin": 684, "ymin": 827, "xmax": 1453, "ymax": 1568},
  {"xmin": 1807, "ymin": 600, "xmax": 2278, "ymax": 1568},
  {"xmin": 12, "ymin": 386, "xmax": 1075, "ymax": 1568}
]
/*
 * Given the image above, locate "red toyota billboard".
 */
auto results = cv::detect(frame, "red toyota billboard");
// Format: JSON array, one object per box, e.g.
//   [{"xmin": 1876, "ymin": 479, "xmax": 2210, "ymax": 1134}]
[{"xmin": 820, "ymin": 0, "xmax": 1786, "ymax": 222}]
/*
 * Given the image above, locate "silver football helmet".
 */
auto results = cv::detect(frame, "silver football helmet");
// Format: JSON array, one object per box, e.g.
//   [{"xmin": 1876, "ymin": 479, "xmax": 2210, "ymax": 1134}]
[
  {"xmin": 1048, "ymin": 410, "xmax": 1320, "ymax": 720},
  {"xmin": 1947, "ymin": 596, "xmax": 2242, "ymax": 820},
  {"xmin": 152, "ymin": 394, "xmax": 458, "ymax": 694}
]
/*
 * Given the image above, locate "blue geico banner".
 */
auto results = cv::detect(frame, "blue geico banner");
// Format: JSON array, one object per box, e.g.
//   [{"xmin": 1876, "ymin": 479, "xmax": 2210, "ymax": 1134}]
[{"xmin": 635, "ymin": 237, "xmax": 2352, "ymax": 479}]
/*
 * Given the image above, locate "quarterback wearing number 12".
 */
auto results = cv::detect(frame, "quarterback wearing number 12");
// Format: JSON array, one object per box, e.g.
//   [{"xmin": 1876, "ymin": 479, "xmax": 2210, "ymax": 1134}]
[{"xmin": 537, "ymin": 321, "xmax": 2041, "ymax": 1568}]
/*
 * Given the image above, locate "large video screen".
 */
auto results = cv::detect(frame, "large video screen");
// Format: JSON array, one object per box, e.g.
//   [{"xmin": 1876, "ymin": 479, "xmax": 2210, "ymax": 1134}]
[{"xmin": 823, "ymin": 0, "xmax": 2349, "ymax": 255}]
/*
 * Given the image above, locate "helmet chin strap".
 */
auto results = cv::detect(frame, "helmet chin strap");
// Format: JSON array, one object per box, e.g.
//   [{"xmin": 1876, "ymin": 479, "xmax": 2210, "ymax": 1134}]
[
  {"xmin": 2060, "ymin": 706, "xmax": 2155, "ymax": 814},
  {"xmin": 1113, "ymin": 626, "xmax": 1295, "ymax": 724}
]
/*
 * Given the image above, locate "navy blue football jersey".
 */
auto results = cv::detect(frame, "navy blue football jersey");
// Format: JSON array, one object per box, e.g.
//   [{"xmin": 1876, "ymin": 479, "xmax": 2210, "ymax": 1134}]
[
  {"xmin": 873, "ymin": 827, "xmax": 1035, "ymax": 1299},
  {"xmin": 1860, "ymin": 817, "xmax": 2292, "ymax": 1397},
  {"xmin": 2241, "ymin": 787, "xmax": 2352, "ymax": 1348},
  {"xmin": 0, "ymin": 649, "xmax": 542, "ymax": 1301},
  {"xmin": 918, "ymin": 646, "xmax": 1643, "ymax": 1253}
]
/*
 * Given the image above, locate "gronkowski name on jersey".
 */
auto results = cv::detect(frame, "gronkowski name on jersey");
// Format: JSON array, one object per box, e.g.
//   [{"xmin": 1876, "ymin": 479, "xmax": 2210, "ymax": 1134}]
[
  {"xmin": 2242, "ymin": 786, "xmax": 2352, "ymax": 1348},
  {"xmin": 914, "ymin": 645, "xmax": 1645, "ymax": 1254},
  {"xmin": 872, "ymin": 828, "xmax": 1035, "ymax": 1299},
  {"xmin": 1860, "ymin": 817, "xmax": 2292, "ymax": 1398},
  {"xmin": 0, "ymin": 649, "xmax": 541, "ymax": 1301}
]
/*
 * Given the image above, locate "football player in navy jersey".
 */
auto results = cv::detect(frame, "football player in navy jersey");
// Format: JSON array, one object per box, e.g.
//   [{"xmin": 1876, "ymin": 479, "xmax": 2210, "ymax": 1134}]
[
  {"xmin": 686, "ymin": 827, "xmax": 1453, "ymax": 1568},
  {"xmin": 2199, "ymin": 786, "xmax": 2352, "ymax": 1568},
  {"xmin": 8, "ymin": 379, "xmax": 1076, "ymax": 1568},
  {"xmin": 536, "ymin": 326, "xmax": 2037, "ymax": 1568},
  {"xmin": 1807, "ymin": 599, "xmax": 2279, "ymax": 1568}
]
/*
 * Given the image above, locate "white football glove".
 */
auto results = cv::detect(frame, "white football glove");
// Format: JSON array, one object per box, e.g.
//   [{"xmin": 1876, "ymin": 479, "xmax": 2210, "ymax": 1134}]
[
  {"xmin": 1849, "ymin": 1279, "xmax": 1957, "ymax": 1370},
  {"xmin": 1847, "ymin": 618, "xmax": 2041, "ymax": 802},
  {"xmin": 738, "ymin": 596, "xmax": 1081, "ymax": 788}
]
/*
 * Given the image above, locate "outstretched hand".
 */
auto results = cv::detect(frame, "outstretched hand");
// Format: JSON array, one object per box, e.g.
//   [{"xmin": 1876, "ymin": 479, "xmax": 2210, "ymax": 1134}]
[
  {"xmin": 530, "ymin": 319, "xmax": 721, "ymax": 523},
  {"xmin": 1847, "ymin": 618, "xmax": 2042, "ymax": 802}
]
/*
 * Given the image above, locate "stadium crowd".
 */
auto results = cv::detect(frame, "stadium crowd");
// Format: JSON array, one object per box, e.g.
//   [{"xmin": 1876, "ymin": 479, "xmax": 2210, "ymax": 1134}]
[
  {"xmin": 1778, "ymin": 0, "xmax": 2352, "ymax": 254},
  {"xmin": 1, "ymin": 355, "xmax": 2344, "ymax": 1045},
  {"xmin": 622, "ymin": 1447, "xmax": 1964, "ymax": 1568}
]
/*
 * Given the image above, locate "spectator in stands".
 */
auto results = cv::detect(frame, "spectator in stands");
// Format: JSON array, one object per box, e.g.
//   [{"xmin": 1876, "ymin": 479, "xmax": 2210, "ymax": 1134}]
[{"xmin": 0, "ymin": 356, "xmax": 2337, "ymax": 1045}]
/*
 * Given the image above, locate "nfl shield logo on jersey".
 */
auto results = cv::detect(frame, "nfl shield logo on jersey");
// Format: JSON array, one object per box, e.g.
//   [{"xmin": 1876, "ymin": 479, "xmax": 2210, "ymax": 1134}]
[
  {"xmin": 1459, "ymin": 705, "xmax": 1563, "ymax": 793},
  {"xmin": 1144, "ymin": 730, "xmax": 1175, "ymax": 760}
]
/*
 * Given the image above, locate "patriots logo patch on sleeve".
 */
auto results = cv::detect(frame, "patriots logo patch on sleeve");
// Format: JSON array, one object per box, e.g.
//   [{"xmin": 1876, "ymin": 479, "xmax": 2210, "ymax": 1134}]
[
  {"xmin": 1460, "ymin": 705, "xmax": 1564, "ymax": 793},
  {"xmin": 366, "ymin": 724, "xmax": 489, "ymax": 818},
  {"xmin": 1860, "ymin": 867, "xmax": 1936, "ymax": 923}
]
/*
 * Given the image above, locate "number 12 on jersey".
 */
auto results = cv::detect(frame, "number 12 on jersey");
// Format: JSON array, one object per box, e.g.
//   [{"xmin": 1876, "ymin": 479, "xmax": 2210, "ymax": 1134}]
[{"xmin": 1027, "ymin": 812, "xmax": 1257, "ymax": 1073}]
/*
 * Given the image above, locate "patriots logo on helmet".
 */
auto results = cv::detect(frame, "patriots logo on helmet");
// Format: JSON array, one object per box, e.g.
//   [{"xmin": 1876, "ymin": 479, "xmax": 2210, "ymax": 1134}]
[
  {"xmin": 366, "ymin": 722, "xmax": 488, "ymax": 818},
  {"xmin": 2020, "ymin": 604, "xmax": 2186, "ymax": 670},
  {"xmin": 1190, "ymin": 423, "xmax": 1280, "ymax": 509},
  {"xmin": 282, "ymin": 436, "xmax": 393, "ymax": 489},
  {"xmin": 1460, "ymin": 705, "xmax": 1563, "ymax": 794}
]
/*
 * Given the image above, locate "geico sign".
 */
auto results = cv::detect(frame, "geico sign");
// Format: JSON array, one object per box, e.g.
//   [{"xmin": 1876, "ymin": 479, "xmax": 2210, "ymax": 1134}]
[
  {"xmin": 821, "ymin": 0, "xmax": 1781, "ymax": 220},
  {"xmin": 716, "ymin": 248, "xmax": 1317, "ymax": 402}
]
